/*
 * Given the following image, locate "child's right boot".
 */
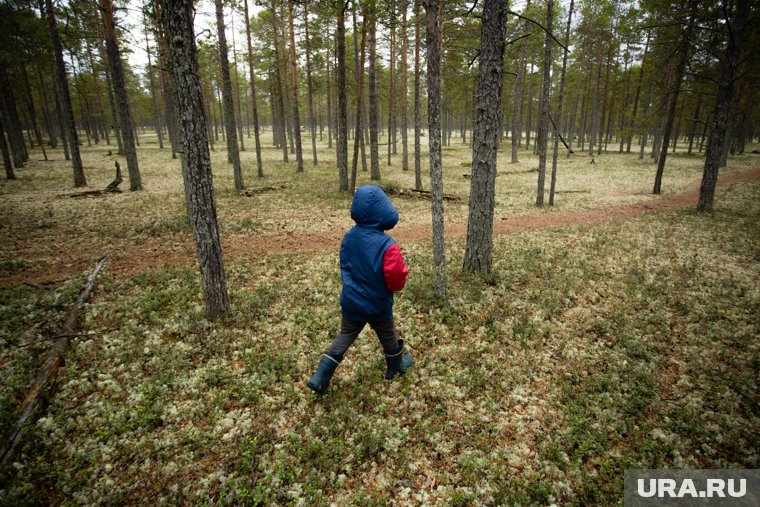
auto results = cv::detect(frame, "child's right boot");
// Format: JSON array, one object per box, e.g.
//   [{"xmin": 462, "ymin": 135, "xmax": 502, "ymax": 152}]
[
  {"xmin": 307, "ymin": 353, "xmax": 341, "ymax": 394},
  {"xmin": 384, "ymin": 340, "xmax": 413, "ymax": 380}
]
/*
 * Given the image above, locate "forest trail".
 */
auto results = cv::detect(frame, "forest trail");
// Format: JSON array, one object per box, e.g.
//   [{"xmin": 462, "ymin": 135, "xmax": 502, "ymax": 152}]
[{"xmin": 8, "ymin": 167, "xmax": 760, "ymax": 286}]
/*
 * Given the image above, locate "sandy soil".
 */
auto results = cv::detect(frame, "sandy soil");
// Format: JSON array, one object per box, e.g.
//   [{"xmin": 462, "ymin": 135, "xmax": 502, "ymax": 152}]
[{"xmin": 6, "ymin": 167, "xmax": 759, "ymax": 286}]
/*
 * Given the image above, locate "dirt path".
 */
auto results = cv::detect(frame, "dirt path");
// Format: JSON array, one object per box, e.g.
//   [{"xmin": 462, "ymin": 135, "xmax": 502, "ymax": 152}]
[{"xmin": 8, "ymin": 168, "xmax": 760, "ymax": 286}]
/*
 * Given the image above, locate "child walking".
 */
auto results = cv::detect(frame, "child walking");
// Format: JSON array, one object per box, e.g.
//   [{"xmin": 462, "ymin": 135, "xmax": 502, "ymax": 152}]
[{"xmin": 307, "ymin": 185, "xmax": 413, "ymax": 394}]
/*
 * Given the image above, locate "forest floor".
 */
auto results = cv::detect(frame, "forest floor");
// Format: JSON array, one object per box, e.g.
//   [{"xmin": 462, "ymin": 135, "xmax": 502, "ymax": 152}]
[{"xmin": 1, "ymin": 134, "xmax": 759, "ymax": 505}]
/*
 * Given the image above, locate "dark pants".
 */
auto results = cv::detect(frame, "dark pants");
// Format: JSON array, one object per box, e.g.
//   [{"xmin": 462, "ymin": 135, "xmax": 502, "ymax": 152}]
[{"xmin": 325, "ymin": 317, "xmax": 400, "ymax": 361}]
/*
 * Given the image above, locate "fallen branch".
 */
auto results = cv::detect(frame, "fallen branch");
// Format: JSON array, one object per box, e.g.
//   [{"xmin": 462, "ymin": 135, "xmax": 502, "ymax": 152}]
[
  {"xmin": 241, "ymin": 182, "xmax": 291, "ymax": 196},
  {"xmin": 1, "ymin": 255, "xmax": 108, "ymax": 466},
  {"xmin": 383, "ymin": 186, "xmax": 463, "ymax": 201}
]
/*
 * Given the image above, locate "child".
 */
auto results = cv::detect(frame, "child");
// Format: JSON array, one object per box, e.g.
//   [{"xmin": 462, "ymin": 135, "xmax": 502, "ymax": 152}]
[{"xmin": 307, "ymin": 185, "xmax": 413, "ymax": 394}]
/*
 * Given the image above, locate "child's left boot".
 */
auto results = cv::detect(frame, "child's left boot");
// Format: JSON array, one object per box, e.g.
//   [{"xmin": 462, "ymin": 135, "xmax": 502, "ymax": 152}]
[
  {"xmin": 384, "ymin": 340, "xmax": 413, "ymax": 380},
  {"xmin": 307, "ymin": 353, "xmax": 341, "ymax": 394}
]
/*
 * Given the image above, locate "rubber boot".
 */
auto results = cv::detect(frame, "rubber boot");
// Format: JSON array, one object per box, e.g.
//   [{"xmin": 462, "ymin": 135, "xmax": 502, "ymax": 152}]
[
  {"xmin": 307, "ymin": 354, "xmax": 340, "ymax": 394},
  {"xmin": 384, "ymin": 340, "xmax": 413, "ymax": 380}
]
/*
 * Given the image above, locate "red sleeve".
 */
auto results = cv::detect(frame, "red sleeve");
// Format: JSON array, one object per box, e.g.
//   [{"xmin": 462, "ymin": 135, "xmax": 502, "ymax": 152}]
[{"xmin": 383, "ymin": 243, "xmax": 409, "ymax": 291}]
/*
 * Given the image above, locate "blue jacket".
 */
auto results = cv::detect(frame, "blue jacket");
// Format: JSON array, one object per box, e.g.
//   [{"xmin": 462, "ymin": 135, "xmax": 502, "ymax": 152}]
[{"xmin": 340, "ymin": 186, "xmax": 399, "ymax": 322}]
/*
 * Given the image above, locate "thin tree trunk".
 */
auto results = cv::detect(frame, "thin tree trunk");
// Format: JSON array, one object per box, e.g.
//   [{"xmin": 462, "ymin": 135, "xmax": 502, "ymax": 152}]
[
  {"xmin": 327, "ymin": 46, "xmax": 333, "ymax": 149},
  {"xmin": 0, "ymin": 66, "xmax": 27, "ymax": 168},
  {"xmin": 588, "ymin": 47, "xmax": 602, "ymax": 156},
  {"xmin": 388, "ymin": 0, "xmax": 396, "ymax": 166},
  {"xmin": 337, "ymin": 2, "xmax": 348, "ymax": 191},
  {"xmin": 244, "ymin": 0, "xmax": 264, "ymax": 176},
  {"xmin": 231, "ymin": 13, "xmax": 246, "ymax": 152},
  {"xmin": 627, "ymin": 34, "xmax": 649, "ymax": 153},
  {"xmin": 413, "ymin": 0, "xmax": 422, "ymax": 190},
  {"xmin": 549, "ymin": 0, "xmax": 573, "ymax": 206},
  {"xmin": 687, "ymin": 93, "xmax": 701, "ymax": 155},
  {"xmin": 303, "ymin": 1, "xmax": 317, "ymax": 166},
  {"xmin": 425, "ymin": 0, "xmax": 446, "ymax": 296},
  {"xmin": 369, "ymin": 6, "xmax": 380, "ymax": 180},
  {"xmin": 463, "ymin": 0, "xmax": 507, "ymax": 273},
  {"xmin": 653, "ymin": 1, "xmax": 695, "ymax": 195},
  {"xmin": 401, "ymin": 0, "xmax": 409, "ymax": 171},
  {"xmin": 215, "ymin": 0, "xmax": 244, "ymax": 189},
  {"xmin": 535, "ymin": 0, "xmax": 553, "ymax": 207},
  {"xmin": 45, "ymin": 0, "xmax": 85, "ymax": 186},
  {"xmin": 511, "ymin": 0, "xmax": 531, "ymax": 163},
  {"xmin": 287, "ymin": 0, "xmax": 304, "ymax": 172},
  {"xmin": 21, "ymin": 65, "xmax": 47, "ymax": 160},
  {"xmin": 350, "ymin": 7, "xmax": 368, "ymax": 193},
  {"xmin": 155, "ymin": 15, "xmax": 178, "ymax": 159},
  {"xmin": 102, "ymin": 0, "xmax": 142, "ymax": 190},
  {"xmin": 144, "ymin": 11, "xmax": 164, "ymax": 149},
  {"xmin": 271, "ymin": 0, "xmax": 289, "ymax": 162},
  {"xmin": 0, "ymin": 115, "xmax": 15, "ymax": 179},
  {"xmin": 36, "ymin": 69, "xmax": 57, "ymax": 148}
]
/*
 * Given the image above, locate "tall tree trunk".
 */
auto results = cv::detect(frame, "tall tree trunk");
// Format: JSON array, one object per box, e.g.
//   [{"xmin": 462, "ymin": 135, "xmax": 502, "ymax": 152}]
[
  {"xmin": 413, "ymin": 0, "xmax": 422, "ymax": 190},
  {"xmin": 463, "ymin": 0, "xmax": 507, "ymax": 273},
  {"xmin": 337, "ymin": 2, "xmax": 348, "ymax": 191},
  {"xmin": 230, "ymin": 14, "xmax": 246, "ymax": 152},
  {"xmin": 287, "ymin": 0, "xmax": 304, "ymax": 172},
  {"xmin": 401, "ymin": 0, "xmax": 409, "ymax": 171},
  {"xmin": 53, "ymin": 80, "xmax": 70, "ymax": 160},
  {"xmin": 0, "ymin": 114, "xmax": 15, "ymax": 179},
  {"xmin": 549, "ymin": 0, "xmax": 573, "ymax": 206},
  {"xmin": 45, "ymin": 0, "xmax": 86, "ymax": 186},
  {"xmin": 0, "ymin": 66, "xmax": 27, "ymax": 168},
  {"xmin": 144, "ymin": 12, "xmax": 164, "ymax": 149},
  {"xmin": 100, "ymin": 37, "xmax": 124, "ymax": 155},
  {"xmin": 425, "ymin": 0, "xmax": 446, "ymax": 295},
  {"xmin": 327, "ymin": 46, "xmax": 333, "ymax": 149},
  {"xmin": 21, "ymin": 65, "xmax": 47, "ymax": 160},
  {"xmin": 687, "ymin": 93, "xmax": 701, "ymax": 155},
  {"xmin": 155, "ymin": 12, "xmax": 179, "ymax": 159},
  {"xmin": 215, "ymin": 0, "xmax": 244, "ymax": 189},
  {"xmin": 350, "ymin": 7, "xmax": 368, "ymax": 193},
  {"xmin": 244, "ymin": 0, "xmax": 264, "ymax": 176},
  {"xmin": 388, "ymin": 0, "xmax": 396, "ymax": 166},
  {"xmin": 303, "ymin": 1, "xmax": 318, "ymax": 166},
  {"xmin": 535, "ymin": 0, "xmax": 553, "ymax": 207},
  {"xmin": 369, "ymin": 6, "xmax": 380, "ymax": 180},
  {"xmin": 653, "ymin": 0, "xmax": 696, "ymax": 195},
  {"xmin": 627, "ymin": 34, "xmax": 649, "ymax": 153},
  {"xmin": 588, "ymin": 47, "xmax": 602, "ymax": 156},
  {"xmin": 271, "ymin": 0, "xmax": 289, "ymax": 162},
  {"xmin": 618, "ymin": 49, "xmax": 630, "ymax": 153},
  {"xmin": 511, "ymin": 0, "xmax": 531, "ymax": 163},
  {"xmin": 698, "ymin": 0, "xmax": 749, "ymax": 209},
  {"xmin": 102, "ymin": 0, "xmax": 142, "ymax": 190},
  {"xmin": 160, "ymin": 0, "xmax": 230, "ymax": 319},
  {"xmin": 596, "ymin": 38, "xmax": 614, "ymax": 155},
  {"xmin": 36, "ymin": 69, "xmax": 57, "ymax": 148},
  {"xmin": 351, "ymin": 5, "xmax": 367, "ymax": 172}
]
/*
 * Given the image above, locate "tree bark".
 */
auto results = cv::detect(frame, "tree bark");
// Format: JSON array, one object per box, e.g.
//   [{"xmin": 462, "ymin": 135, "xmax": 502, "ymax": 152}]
[
  {"xmin": 425, "ymin": 0, "xmax": 446, "ymax": 295},
  {"xmin": 387, "ymin": 0, "xmax": 396, "ymax": 166},
  {"xmin": 0, "ymin": 66, "xmax": 26, "ymax": 169},
  {"xmin": 161, "ymin": 0, "xmax": 230, "ymax": 319},
  {"xmin": 698, "ymin": 0, "xmax": 749, "ymax": 211},
  {"xmin": 653, "ymin": 0, "xmax": 696, "ymax": 195},
  {"xmin": 0, "ymin": 113, "xmax": 16, "ymax": 179},
  {"xmin": 413, "ymin": 0, "xmax": 422, "ymax": 190},
  {"xmin": 535, "ymin": 0, "xmax": 554, "ymax": 207},
  {"xmin": 244, "ymin": 0, "xmax": 264, "ymax": 176},
  {"xmin": 144, "ymin": 13, "xmax": 164, "ymax": 149},
  {"xmin": 45, "ymin": 0, "xmax": 85, "ymax": 186},
  {"xmin": 369, "ymin": 5, "xmax": 380, "ymax": 180},
  {"xmin": 287, "ymin": 0, "xmax": 304, "ymax": 172},
  {"xmin": 463, "ymin": 0, "xmax": 507, "ymax": 273},
  {"xmin": 302, "ymin": 1, "xmax": 318, "ymax": 166},
  {"xmin": 350, "ymin": 7, "xmax": 368, "ymax": 193},
  {"xmin": 510, "ymin": 0, "xmax": 531, "ymax": 163},
  {"xmin": 102, "ymin": 0, "xmax": 142, "ymax": 190},
  {"xmin": 230, "ymin": 14, "xmax": 246, "ymax": 152},
  {"xmin": 215, "ymin": 0, "xmax": 244, "ymax": 189},
  {"xmin": 549, "ymin": 0, "xmax": 574, "ymax": 206},
  {"xmin": 401, "ymin": 0, "xmax": 409, "ymax": 171},
  {"xmin": 271, "ymin": 0, "xmax": 289, "ymax": 162},
  {"xmin": 337, "ymin": 2, "xmax": 348, "ymax": 192}
]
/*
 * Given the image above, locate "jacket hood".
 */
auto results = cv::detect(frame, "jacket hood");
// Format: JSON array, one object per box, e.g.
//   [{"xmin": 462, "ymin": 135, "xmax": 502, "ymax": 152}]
[{"xmin": 350, "ymin": 185, "xmax": 399, "ymax": 230}]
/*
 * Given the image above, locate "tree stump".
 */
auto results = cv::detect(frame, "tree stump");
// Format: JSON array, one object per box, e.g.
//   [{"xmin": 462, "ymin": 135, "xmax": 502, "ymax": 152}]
[{"xmin": 106, "ymin": 161, "xmax": 123, "ymax": 193}]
